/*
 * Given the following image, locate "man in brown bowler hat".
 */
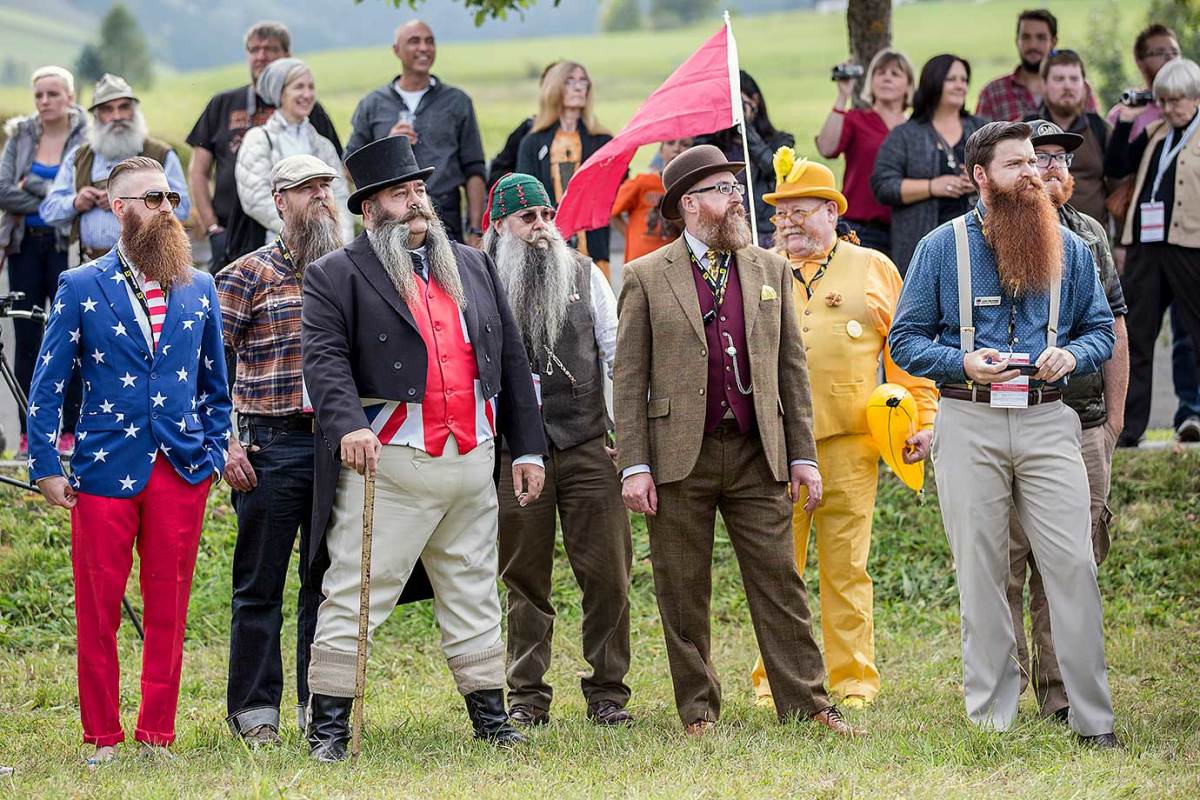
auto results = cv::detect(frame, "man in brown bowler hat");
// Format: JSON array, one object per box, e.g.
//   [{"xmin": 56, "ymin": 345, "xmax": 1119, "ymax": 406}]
[{"xmin": 613, "ymin": 144, "xmax": 860, "ymax": 737}]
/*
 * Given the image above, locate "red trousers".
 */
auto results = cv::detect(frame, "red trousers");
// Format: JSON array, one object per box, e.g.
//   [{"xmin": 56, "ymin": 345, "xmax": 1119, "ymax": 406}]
[{"xmin": 70, "ymin": 457, "xmax": 211, "ymax": 746}]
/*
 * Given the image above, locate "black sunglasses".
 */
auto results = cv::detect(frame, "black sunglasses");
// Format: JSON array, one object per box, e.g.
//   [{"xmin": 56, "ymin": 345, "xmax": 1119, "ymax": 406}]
[
  {"xmin": 516, "ymin": 208, "xmax": 556, "ymax": 224},
  {"xmin": 117, "ymin": 191, "xmax": 182, "ymax": 210}
]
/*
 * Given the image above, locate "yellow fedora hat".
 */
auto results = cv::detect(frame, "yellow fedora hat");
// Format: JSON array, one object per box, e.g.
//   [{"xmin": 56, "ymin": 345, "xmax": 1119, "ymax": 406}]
[{"xmin": 762, "ymin": 146, "xmax": 847, "ymax": 215}]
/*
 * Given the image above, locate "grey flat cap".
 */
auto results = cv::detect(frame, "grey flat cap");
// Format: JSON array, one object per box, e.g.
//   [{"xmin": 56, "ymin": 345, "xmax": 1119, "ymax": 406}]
[
  {"xmin": 89, "ymin": 73, "xmax": 138, "ymax": 110},
  {"xmin": 271, "ymin": 154, "xmax": 339, "ymax": 192}
]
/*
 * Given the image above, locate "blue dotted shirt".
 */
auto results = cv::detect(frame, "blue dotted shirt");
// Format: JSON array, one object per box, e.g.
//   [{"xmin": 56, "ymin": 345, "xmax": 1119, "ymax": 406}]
[{"xmin": 888, "ymin": 204, "xmax": 1115, "ymax": 386}]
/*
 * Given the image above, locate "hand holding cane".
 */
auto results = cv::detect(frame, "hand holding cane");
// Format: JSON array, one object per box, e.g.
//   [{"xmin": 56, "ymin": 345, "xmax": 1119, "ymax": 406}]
[{"xmin": 350, "ymin": 468, "xmax": 376, "ymax": 764}]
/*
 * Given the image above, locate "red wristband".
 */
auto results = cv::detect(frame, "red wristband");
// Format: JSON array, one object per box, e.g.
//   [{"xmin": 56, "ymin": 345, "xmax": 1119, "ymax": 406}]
[{"xmin": 831, "ymin": 108, "xmax": 847, "ymax": 116}]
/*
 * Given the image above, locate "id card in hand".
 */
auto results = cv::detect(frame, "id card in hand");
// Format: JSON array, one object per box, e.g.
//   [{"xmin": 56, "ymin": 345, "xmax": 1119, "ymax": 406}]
[
  {"xmin": 1140, "ymin": 201, "xmax": 1165, "ymax": 243},
  {"xmin": 990, "ymin": 353, "xmax": 1031, "ymax": 409}
]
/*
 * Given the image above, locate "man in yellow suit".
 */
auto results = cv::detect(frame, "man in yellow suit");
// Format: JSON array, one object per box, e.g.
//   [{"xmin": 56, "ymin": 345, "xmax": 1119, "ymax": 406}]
[{"xmin": 750, "ymin": 149, "xmax": 938, "ymax": 708}]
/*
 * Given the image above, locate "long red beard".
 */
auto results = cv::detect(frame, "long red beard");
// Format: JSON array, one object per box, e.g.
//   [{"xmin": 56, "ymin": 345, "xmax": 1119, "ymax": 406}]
[
  {"xmin": 985, "ymin": 175, "xmax": 1062, "ymax": 296},
  {"xmin": 122, "ymin": 212, "xmax": 193, "ymax": 289}
]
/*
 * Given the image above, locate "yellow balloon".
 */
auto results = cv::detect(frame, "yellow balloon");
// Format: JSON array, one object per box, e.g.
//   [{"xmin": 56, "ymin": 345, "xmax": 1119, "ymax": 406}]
[{"xmin": 866, "ymin": 383, "xmax": 925, "ymax": 492}]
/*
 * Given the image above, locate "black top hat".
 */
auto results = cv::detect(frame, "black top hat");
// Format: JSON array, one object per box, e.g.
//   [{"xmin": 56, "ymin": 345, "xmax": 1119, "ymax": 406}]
[
  {"xmin": 1027, "ymin": 119, "xmax": 1084, "ymax": 153},
  {"xmin": 345, "ymin": 136, "xmax": 436, "ymax": 215}
]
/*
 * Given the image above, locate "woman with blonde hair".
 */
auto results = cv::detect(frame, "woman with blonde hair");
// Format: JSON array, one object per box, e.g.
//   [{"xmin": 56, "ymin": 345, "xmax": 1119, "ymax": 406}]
[
  {"xmin": 516, "ymin": 60, "xmax": 614, "ymax": 273},
  {"xmin": 235, "ymin": 58, "xmax": 354, "ymax": 246},
  {"xmin": 0, "ymin": 65, "xmax": 88, "ymax": 456},
  {"xmin": 815, "ymin": 49, "xmax": 915, "ymax": 256}
]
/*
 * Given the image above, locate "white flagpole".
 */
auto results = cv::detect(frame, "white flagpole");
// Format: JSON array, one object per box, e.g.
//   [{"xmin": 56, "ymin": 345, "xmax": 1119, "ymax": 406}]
[{"xmin": 725, "ymin": 10, "xmax": 758, "ymax": 239}]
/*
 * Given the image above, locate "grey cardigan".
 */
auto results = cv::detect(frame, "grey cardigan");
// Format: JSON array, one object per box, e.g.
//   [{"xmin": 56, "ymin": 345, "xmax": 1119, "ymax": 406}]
[
  {"xmin": 870, "ymin": 114, "xmax": 986, "ymax": 274},
  {"xmin": 0, "ymin": 106, "xmax": 89, "ymax": 254}
]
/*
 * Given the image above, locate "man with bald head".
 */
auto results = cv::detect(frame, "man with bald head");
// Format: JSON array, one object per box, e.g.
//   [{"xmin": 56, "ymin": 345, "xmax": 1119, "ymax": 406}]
[{"xmin": 346, "ymin": 20, "xmax": 487, "ymax": 247}]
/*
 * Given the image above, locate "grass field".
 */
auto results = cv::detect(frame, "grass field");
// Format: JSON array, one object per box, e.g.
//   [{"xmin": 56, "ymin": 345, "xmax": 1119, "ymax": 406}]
[
  {"xmin": 0, "ymin": 0, "xmax": 1155, "ymax": 171},
  {"xmin": 1, "ymin": 448, "xmax": 1198, "ymax": 798}
]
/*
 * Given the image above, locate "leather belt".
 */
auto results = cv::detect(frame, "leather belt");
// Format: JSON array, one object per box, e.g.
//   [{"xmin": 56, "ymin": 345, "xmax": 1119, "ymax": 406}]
[
  {"xmin": 239, "ymin": 413, "xmax": 315, "ymax": 433},
  {"xmin": 941, "ymin": 385, "xmax": 1062, "ymax": 405}
]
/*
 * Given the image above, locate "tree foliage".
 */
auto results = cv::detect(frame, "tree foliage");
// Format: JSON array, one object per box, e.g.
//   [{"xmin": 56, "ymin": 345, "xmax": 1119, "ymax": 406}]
[
  {"xmin": 369, "ymin": 0, "xmax": 561, "ymax": 26},
  {"xmin": 75, "ymin": 3, "xmax": 154, "ymax": 88},
  {"xmin": 1085, "ymin": 0, "xmax": 1126, "ymax": 109},
  {"xmin": 601, "ymin": 0, "xmax": 643, "ymax": 33},
  {"xmin": 648, "ymin": 0, "xmax": 719, "ymax": 30}
]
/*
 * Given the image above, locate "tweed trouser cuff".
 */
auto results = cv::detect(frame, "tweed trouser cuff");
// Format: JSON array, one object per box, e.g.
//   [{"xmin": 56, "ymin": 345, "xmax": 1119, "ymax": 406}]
[{"xmin": 447, "ymin": 643, "xmax": 505, "ymax": 695}]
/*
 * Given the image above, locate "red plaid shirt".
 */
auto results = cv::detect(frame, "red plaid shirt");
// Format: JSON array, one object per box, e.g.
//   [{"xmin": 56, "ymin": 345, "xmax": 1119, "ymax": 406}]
[
  {"xmin": 215, "ymin": 238, "xmax": 307, "ymax": 416},
  {"xmin": 976, "ymin": 67, "xmax": 1098, "ymax": 122}
]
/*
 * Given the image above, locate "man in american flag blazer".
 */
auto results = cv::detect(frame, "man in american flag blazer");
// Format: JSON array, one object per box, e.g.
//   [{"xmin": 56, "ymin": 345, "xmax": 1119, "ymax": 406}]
[
  {"xmin": 26, "ymin": 156, "xmax": 232, "ymax": 766},
  {"xmin": 300, "ymin": 137, "xmax": 546, "ymax": 761}
]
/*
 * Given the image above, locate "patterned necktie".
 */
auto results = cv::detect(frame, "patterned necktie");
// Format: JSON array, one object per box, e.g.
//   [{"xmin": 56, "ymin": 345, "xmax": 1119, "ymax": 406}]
[
  {"xmin": 704, "ymin": 248, "xmax": 727, "ymax": 283},
  {"xmin": 411, "ymin": 250, "xmax": 427, "ymax": 281}
]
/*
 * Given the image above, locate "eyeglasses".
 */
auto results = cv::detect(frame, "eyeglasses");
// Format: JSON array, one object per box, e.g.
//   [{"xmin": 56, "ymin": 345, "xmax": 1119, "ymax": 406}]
[
  {"xmin": 117, "ymin": 191, "xmax": 182, "ymax": 210},
  {"xmin": 687, "ymin": 182, "xmax": 745, "ymax": 198},
  {"xmin": 769, "ymin": 206, "xmax": 824, "ymax": 226},
  {"xmin": 1035, "ymin": 152, "xmax": 1074, "ymax": 169},
  {"xmin": 565, "ymin": 78, "xmax": 591, "ymax": 89},
  {"xmin": 1145, "ymin": 47, "xmax": 1181, "ymax": 59},
  {"xmin": 516, "ymin": 208, "xmax": 556, "ymax": 224}
]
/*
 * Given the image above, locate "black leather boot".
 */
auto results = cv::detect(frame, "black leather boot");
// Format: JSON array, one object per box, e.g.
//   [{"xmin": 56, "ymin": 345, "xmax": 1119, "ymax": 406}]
[
  {"xmin": 464, "ymin": 689, "xmax": 528, "ymax": 746},
  {"xmin": 306, "ymin": 694, "xmax": 353, "ymax": 762}
]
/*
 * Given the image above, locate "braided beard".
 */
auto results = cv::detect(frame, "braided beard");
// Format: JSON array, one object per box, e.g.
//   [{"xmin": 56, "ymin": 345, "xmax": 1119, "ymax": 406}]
[
  {"xmin": 488, "ymin": 226, "xmax": 576, "ymax": 356},
  {"xmin": 367, "ymin": 206, "xmax": 466, "ymax": 309}
]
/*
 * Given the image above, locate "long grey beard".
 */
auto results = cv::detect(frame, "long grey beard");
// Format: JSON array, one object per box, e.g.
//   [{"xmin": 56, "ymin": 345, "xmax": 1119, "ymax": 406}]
[
  {"xmin": 368, "ymin": 214, "xmax": 466, "ymax": 309},
  {"xmin": 284, "ymin": 204, "xmax": 344, "ymax": 271},
  {"xmin": 89, "ymin": 110, "xmax": 149, "ymax": 161},
  {"xmin": 492, "ymin": 230, "xmax": 576, "ymax": 356}
]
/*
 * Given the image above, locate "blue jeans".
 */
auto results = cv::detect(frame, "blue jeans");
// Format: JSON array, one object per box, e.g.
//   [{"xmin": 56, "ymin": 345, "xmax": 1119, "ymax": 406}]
[
  {"xmin": 1170, "ymin": 306, "xmax": 1200, "ymax": 427},
  {"xmin": 226, "ymin": 422, "xmax": 318, "ymax": 732}
]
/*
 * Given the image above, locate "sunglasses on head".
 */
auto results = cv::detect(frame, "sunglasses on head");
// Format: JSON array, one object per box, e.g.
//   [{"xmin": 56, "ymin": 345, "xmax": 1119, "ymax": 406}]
[
  {"xmin": 117, "ymin": 191, "xmax": 182, "ymax": 210},
  {"xmin": 516, "ymin": 208, "xmax": 556, "ymax": 224}
]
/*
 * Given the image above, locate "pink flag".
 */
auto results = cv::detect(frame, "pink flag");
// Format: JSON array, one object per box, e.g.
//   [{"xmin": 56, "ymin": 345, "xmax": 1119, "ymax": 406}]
[{"xmin": 555, "ymin": 22, "xmax": 741, "ymax": 239}]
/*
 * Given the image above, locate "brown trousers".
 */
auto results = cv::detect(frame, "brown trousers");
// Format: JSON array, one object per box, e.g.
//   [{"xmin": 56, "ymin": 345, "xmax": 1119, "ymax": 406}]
[
  {"xmin": 498, "ymin": 436, "xmax": 633, "ymax": 711},
  {"xmin": 1008, "ymin": 423, "xmax": 1116, "ymax": 716},
  {"xmin": 647, "ymin": 422, "xmax": 830, "ymax": 724}
]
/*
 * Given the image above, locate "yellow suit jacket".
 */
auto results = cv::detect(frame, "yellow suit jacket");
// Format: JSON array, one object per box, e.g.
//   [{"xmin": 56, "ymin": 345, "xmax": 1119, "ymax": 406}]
[{"xmin": 789, "ymin": 240, "xmax": 938, "ymax": 441}]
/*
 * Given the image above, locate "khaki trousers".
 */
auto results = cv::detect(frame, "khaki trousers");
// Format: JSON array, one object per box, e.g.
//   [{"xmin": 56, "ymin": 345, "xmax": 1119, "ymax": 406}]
[
  {"xmin": 750, "ymin": 433, "xmax": 881, "ymax": 701},
  {"xmin": 308, "ymin": 437, "xmax": 504, "ymax": 697},
  {"xmin": 498, "ymin": 436, "xmax": 633, "ymax": 711},
  {"xmin": 932, "ymin": 399, "xmax": 1114, "ymax": 736},
  {"xmin": 1008, "ymin": 423, "xmax": 1116, "ymax": 715},
  {"xmin": 647, "ymin": 422, "xmax": 830, "ymax": 724}
]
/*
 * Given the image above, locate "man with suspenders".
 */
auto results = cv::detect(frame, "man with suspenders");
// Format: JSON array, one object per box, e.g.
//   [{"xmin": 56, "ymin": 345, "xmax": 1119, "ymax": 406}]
[{"xmin": 889, "ymin": 121, "xmax": 1121, "ymax": 748}]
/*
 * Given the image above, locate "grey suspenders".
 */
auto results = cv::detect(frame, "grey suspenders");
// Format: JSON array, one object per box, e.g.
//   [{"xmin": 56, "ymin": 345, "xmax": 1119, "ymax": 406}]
[{"xmin": 951, "ymin": 213, "xmax": 1061, "ymax": 355}]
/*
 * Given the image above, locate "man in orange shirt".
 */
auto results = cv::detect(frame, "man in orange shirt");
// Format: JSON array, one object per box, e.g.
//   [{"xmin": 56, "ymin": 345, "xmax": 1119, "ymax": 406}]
[{"xmin": 611, "ymin": 138, "xmax": 692, "ymax": 263}]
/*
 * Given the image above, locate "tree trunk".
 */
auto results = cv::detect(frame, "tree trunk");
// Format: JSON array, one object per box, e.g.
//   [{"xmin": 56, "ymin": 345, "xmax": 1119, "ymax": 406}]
[{"xmin": 846, "ymin": 0, "xmax": 893, "ymax": 105}]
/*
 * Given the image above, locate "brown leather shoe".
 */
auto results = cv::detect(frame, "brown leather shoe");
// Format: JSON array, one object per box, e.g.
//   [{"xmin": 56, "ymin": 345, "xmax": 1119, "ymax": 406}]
[
  {"xmin": 508, "ymin": 703, "xmax": 550, "ymax": 727},
  {"xmin": 587, "ymin": 699, "xmax": 633, "ymax": 727},
  {"xmin": 811, "ymin": 705, "xmax": 865, "ymax": 737},
  {"xmin": 684, "ymin": 719, "xmax": 715, "ymax": 737}
]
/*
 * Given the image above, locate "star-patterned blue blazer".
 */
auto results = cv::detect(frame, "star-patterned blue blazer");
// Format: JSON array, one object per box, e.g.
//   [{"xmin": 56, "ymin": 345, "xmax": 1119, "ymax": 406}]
[{"xmin": 25, "ymin": 250, "xmax": 232, "ymax": 497}]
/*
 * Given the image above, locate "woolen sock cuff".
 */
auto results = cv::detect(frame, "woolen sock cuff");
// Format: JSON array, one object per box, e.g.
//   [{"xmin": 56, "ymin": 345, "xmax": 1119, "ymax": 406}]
[
  {"xmin": 447, "ymin": 643, "xmax": 505, "ymax": 695},
  {"xmin": 307, "ymin": 646, "xmax": 359, "ymax": 698}
]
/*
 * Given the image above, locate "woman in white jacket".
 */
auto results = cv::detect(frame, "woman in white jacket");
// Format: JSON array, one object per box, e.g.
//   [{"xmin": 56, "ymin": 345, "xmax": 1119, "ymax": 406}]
[{"xmin": 235, "ymin": 58, "xmax": 355, "ymax": 245}]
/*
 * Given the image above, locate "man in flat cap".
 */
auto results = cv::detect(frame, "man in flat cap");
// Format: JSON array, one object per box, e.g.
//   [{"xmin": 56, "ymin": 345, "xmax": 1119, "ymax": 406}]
[
  {"xmin": 613, "ymin": 144, "xmax": 860, "ymax": 737},
  {"xmin": 215, "ymin": 154, "xmax": 351, "ymax": 747},
  {"xmin": 40, "ymin": 74, "xmax": 190, "ymax": 264},
  {"xmin": 482, "ymin": 173, "xmax": 633, "ymax": 729},
  {"xmin": 300, "ymin": 136, "xmax": 546, "ymax": 761}
]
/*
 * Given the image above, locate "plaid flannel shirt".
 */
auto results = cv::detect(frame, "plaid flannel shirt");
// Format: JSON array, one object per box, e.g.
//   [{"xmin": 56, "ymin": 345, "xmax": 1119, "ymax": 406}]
[
  {"xmin": 215, "ymin": 238, "xmax": 307, "ymax": 417},
  {"xmin": 976, "ymin": 67, "xmax": 1099, "ymax": 122}
]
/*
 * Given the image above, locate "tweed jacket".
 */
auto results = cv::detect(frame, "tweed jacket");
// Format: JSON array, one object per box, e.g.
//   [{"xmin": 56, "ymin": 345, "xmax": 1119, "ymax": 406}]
[{"xmin": 613, "ymin": 236, "xmax": 818, "ymax": 485}]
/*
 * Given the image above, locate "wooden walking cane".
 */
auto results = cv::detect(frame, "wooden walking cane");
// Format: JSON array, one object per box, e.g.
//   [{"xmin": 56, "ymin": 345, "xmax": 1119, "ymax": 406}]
[{"xmin": 351, "ymin": 470, "xmax": 376, "ymax": 764}]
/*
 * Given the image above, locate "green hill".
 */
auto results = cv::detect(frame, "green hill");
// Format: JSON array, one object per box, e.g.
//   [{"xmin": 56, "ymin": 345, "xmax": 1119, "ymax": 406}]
[{"xmin": 0, "ymin": 0, "xmax": 1154, "ymax": 168}]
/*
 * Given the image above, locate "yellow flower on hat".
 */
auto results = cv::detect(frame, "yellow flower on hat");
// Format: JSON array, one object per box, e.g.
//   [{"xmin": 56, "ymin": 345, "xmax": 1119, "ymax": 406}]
[
  {"xmin": 764, "ymin": 146, "xmax": 848, "ymax": 214},
  {"xmin": 773, "ymin": 146, "xmax": 795, "ymax": 185}
]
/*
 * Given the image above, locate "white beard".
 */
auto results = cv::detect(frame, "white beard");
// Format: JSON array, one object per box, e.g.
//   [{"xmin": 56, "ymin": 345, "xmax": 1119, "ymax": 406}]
[{"xmin": 89, "ymin": 110, "xmax": 149, "ymax": 161}]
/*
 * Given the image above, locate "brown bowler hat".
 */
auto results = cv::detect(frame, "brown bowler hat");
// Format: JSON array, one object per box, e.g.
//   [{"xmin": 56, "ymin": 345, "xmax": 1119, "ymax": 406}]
[{"xmin": 659, "ymin": 144, "xmax": 745, "ymax": 221}]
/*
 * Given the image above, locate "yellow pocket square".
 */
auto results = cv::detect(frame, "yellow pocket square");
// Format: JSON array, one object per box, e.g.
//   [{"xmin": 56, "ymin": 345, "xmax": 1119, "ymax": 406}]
[{"xmin": 760, "ymin": 285, "xmax": 778, "ymax": 301}]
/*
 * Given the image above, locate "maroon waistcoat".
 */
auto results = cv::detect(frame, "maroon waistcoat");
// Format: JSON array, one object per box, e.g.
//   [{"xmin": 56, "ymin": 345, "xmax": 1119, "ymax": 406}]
[{"xmin": 691, "ymin": 255, "xmax": 755, "ymax": 433}]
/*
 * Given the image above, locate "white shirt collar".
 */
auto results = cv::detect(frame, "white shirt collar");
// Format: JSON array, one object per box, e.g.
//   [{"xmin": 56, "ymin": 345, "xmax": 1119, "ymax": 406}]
[{"xmin": 683, "ymin": 229, "xmax": 711, "ymax": 267}]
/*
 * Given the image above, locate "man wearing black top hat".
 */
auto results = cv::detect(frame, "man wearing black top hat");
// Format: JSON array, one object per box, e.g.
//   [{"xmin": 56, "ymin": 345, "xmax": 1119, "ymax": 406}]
[
  {"xmin": 300, "ymin": 136, "xmax": 547, "ymax": 761},
  {"xmin": 1007, "ymin": 118, "xmax": 1128, "ymax": 724}
]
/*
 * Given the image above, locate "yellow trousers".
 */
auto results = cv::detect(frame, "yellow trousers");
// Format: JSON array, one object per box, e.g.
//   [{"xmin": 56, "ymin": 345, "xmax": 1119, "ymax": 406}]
[{"xmin": 750, "ymin": 433, "xmax": 881, "ymax": 701}]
